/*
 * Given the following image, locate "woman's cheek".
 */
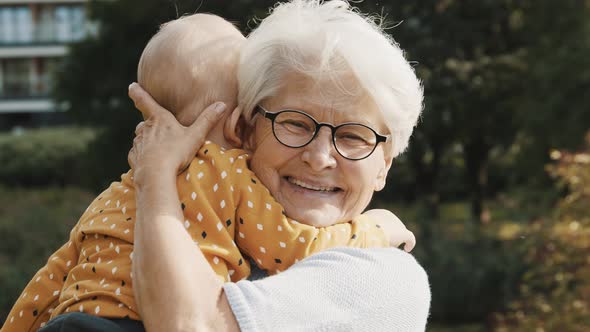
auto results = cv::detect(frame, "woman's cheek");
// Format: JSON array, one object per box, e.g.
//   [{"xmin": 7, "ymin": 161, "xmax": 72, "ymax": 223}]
[
  {"xmin": 249, "ymin": 156, "xmax": 281, "ymax": 196},
  {"xmin": 256, "ymin": 167, "xmax": 279, "ymax": 190}
]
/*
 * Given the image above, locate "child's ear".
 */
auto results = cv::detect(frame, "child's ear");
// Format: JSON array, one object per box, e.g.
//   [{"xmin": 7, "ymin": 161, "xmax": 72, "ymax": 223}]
[{"xmin": 224, "ymin": 106, "xmax": 244, "ymax": 148}]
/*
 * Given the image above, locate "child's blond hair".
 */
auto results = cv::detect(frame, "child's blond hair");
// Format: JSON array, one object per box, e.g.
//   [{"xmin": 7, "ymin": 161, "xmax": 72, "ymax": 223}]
[{"xmin": 137, "ymin": 13, "xmax": 244, "ymax": 126}]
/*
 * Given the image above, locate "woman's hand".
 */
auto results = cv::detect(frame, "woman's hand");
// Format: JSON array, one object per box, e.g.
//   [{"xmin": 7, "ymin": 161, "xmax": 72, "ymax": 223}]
[
  {"xmin": 127, "ymin": 82, "xmax": 227, "ymax": 188},
  {"xmin": 128, "ymin": 83, "xmax": 239, "ymax": 331}
]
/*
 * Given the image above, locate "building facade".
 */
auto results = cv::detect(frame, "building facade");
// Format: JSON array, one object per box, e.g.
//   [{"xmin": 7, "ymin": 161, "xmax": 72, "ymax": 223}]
[{"xmin": 0, "ymin": 0, "xmax": 88, "ymax": 129}]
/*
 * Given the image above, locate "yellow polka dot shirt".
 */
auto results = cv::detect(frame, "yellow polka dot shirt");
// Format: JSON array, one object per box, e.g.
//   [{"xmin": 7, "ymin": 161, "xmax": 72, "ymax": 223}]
[{"xmin": 1, "ymin": 142, "xmax": 388, "ymax": 332}]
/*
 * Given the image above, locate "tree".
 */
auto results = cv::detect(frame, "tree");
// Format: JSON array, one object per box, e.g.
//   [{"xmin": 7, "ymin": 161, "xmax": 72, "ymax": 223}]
[
  {"xmin": 369, "ymin": 0, "xmax": 589, "ymax": 221},
  {"xmin": 513, "ymin": 0, "xmax": 590, "ymax": 188},
  {"xmin": 360, "ymin": 0, "xmax": 530, "ymax": 220}
]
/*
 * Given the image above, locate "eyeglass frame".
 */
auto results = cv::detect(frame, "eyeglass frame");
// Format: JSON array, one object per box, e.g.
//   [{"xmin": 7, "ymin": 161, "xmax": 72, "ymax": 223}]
[{"xmin": 255, "ymin": 105, "xmax": 390, "ymax": 161}]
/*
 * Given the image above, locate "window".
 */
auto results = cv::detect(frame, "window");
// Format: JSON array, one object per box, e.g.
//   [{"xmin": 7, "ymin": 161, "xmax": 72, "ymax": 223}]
[
  {"xmin": 54, "ymin": 5, "xmax": 87, "ymax": 43},
  {"xmin": 0, "ymin": 5, "xmax": 87, "ymax": 44},
  {"xmin": 54, "ymin": 6, "xmax": 72, "ymax": 42},
  {"xmin": 37, "ymin": 58, "xmax": 60, "ymax": 96},
  {"xmin": 2, "ymin": 59, "xmax": 32, "ymax": 98},
  {"xmin": 71, "ymin": 6, "xmax": 86, "ymax": 41},
  {"xmin": 15, "ymin": 7, "xmax": 33, "ymax": 43},
  {"xmin": 0, "ymin": 7, "xmax": 17, "ymax": 44},
  {"xmin": 37, "ymin": 5, "xmax": 56, "ymax": 43},
  {"xmin": 0, "ymin": 7, "xmax": 33, "ymax": 44}
]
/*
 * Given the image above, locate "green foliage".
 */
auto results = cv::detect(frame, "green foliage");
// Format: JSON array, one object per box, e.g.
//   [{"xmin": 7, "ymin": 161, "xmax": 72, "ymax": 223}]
[
  {"xmin": 409, "ymin": 211, "xmax": 525, "ymax": 325},
  {"xmin": 374, "ymin": 200, "xmax": 536, "ymax": 327},
  {"xmin": 512, "ymin": 0, "xmax": 590, "ymax": 186},
  {"xmin": 365, "ymin": 0, "xmax": 533, "ymax": 219},
  {"xmin": 0, "ymin": 186, "xmax": 95, "ymax": 325},
  {"xmin": 0, "ymin": 128, "xmax": 96, "ymax": 187},
  {"xmin": 493, "ymin": 133, "xmax": 590, "ymax": 331},
  {"xmin": 363, "ymin": 0, "xmax": 590, "ymax": 219}
]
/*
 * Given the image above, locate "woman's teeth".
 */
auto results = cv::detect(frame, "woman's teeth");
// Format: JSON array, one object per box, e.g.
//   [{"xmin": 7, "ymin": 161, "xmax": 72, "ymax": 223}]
[{"xmin": 287, "ymin": 177, "xmax": 337, "ymax": 192}]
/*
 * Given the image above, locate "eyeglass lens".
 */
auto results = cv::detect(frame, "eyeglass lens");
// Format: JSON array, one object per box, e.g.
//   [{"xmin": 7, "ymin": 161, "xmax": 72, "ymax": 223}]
[{"xmin": 272, "ymin": 111, "xmax": 378, "ymax": 160}]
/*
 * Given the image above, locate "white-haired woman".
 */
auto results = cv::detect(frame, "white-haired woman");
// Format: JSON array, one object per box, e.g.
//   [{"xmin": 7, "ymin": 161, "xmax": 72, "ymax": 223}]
[{"xmin": 130, "ymin": 1, "xmax": 430, "ymax": 331}]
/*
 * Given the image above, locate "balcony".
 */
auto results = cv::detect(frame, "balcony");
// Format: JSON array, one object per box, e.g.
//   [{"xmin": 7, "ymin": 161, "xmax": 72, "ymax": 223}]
[
  {"xmin": 0, "ymin": 96, "xmax": 55, "ymax": 113},
  {"xmin": 0, "ymin": 44, "xmax": 67, "ymax": 58}
]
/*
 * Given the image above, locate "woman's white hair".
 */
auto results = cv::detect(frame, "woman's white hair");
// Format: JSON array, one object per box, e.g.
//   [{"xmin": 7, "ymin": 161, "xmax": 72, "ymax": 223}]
[{"xmin": 238, "ymin": 0, "xmax": 423, "ymax": 157}]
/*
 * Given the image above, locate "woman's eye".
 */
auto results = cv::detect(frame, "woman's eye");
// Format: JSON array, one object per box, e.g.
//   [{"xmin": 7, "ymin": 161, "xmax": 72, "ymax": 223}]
[
  {"xmin": 337, "ymin": 132, "xmax": 373, "ymax": 146},
  {"xmin": 339, "ymin": 133, "xmax": 364, "ymax": 141},
  {"xmin": 282, "ymin": 120, "xmax": 312, "ymax": 131}
]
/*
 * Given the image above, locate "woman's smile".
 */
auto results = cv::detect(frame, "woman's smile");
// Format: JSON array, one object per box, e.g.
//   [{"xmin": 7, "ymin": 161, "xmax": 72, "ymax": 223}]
[
  {"xmin": 280, "ymin": 175, "xmax": 345, "ymax": 210},
  {"xmin": 284, "ymin": 176, "xmax": 341, "ymax": 193}
]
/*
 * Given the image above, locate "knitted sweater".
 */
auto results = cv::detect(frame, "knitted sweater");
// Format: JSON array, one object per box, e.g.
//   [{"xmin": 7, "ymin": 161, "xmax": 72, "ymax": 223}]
[{"xmin": 226, "ymin": 247, "xmax": 431, "ymax": 332}]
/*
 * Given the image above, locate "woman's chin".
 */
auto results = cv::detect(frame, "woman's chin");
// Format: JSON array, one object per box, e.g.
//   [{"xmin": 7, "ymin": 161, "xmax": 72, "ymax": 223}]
[
  {"xmin": 275, "ymin": 177, "xmax": 348, "ymax": 227},
  {"xmin": 283, "ymin": 206, "xmax": 343, "ymax": 228}
]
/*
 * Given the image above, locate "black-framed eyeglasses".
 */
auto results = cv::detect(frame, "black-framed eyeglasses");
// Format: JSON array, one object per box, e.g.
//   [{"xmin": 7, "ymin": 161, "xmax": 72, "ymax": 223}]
[{"xmin": 256, "ymin": 105, "xmax": 389, "ymax": 160}]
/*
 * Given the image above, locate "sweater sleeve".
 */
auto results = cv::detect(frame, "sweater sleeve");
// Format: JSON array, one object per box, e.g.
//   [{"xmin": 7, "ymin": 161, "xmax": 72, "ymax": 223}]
[
  {"xmin": 223, "ymin": 247, "xmax": 431, "ymax": 332},
  {"xmin": 1, "ymin": 225, "xmax": 80, "ymax": 332}
]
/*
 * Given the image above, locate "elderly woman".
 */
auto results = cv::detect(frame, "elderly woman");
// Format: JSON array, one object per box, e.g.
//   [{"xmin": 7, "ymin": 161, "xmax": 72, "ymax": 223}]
[{"xmin": 130, "ymin": 1, "xmax": 429, "ymax": 331}]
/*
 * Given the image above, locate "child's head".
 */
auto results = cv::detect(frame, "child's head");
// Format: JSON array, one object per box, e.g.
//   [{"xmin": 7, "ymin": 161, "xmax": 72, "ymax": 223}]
[{"xmin": 137, "ymin": 14, "xmax": 245, "ymax": 128}]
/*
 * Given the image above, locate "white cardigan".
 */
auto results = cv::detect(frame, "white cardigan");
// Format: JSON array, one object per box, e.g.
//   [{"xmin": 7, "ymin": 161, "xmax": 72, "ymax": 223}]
[{"xmin": 224, "ymin": 247, "xmax": 431, "ymax": 332}]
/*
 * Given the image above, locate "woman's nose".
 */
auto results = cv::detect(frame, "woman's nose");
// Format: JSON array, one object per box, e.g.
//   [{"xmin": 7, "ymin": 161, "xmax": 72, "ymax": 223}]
[{"xmin": 301, "ymin": 127, "xmax": 337, "ymax": 171}]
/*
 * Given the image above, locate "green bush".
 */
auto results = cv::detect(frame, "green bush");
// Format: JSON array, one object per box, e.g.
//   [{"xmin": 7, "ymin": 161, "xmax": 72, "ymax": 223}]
[
  {"xmin": 374, "ymin": 200, "xmax": 530, "ymax": 327},
  {"xmin": 493, "ymin": 133, "xmax": 590, "ymax": 331},
  {"xmin": 0, "ymin": 127, "xmax": 97, "ymax": 187},
  {"xmin": 415, "ymin": 224, "xmax": 525, "ymax": 325},
  {"xmin": 0, "ymin": 186, "xmax": 95, "ymax": 325}
]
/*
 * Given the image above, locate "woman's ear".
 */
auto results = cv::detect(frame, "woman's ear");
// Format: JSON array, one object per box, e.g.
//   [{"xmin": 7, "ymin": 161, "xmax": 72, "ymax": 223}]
[
  {"xmin": 223, "ymin": 106, "xmax": 244, "ymax": 148},
  {"xmin": 241, "ymin": 121, "xmax": 258, "ymax": 153}
]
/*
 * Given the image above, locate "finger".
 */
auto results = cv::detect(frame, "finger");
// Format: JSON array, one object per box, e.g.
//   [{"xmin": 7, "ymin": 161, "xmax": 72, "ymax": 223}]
[
  {"xmin": 187, "ymin": 102, "xmax": 227, "ymax": 143},
  {"xmin": 404, "ymin": 231, "xmax": 416, "ymax": 252},
  {"xmin": 128, "ymin": 147, "xmax": 136, "ymax": 169},
  {"xmin": 135, "ymin": 121, "xmax": 145, "ymax": 135},
  {"xmin": 128, "ymin": 82, "xmax": 168, "ymax": 119}
]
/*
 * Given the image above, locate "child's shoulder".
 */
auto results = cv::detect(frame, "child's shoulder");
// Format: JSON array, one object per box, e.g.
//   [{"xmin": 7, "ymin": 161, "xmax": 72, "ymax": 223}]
[
  {"xmin": 198, "ymin": 141, "xmax": 248, "ymax": 156},
  {"xmin": 193, "ymin": 141, "xmax": 250, "ymax": 166},
  {"xmin": 180, "ymin": 142, "xmax": 253, "ymax": 185}
]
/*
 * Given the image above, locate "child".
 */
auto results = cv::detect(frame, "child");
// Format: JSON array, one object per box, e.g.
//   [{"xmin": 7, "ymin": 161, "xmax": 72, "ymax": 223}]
[{"xmin": 1, "ymin": 14, "xmax": 414, "ymax": 332}]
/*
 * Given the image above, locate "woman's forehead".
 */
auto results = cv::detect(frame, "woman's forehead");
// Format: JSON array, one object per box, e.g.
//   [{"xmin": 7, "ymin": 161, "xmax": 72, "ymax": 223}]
[{"xmin": 266, "ymin": 72, "xmax": 389, "ymax": 132}]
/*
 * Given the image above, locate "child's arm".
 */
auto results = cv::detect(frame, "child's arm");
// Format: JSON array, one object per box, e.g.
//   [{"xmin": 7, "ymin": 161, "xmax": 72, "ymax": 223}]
[
  {"xmin": 1, "ymin": 225, "xmax": 80, "ymax": 332},
  {"xmin": 361, "ymin": 209, "xmax": 416, "ymax": 252},
  {"xmin": 231, "ymin": 170, "xmax": 391, "ymax": 274},
  {"xmin": 236, "ymin": 206, "xmax": 391, "ymax": 273}
]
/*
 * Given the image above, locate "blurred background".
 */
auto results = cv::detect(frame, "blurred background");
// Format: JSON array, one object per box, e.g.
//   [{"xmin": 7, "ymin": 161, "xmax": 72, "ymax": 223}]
[{"xmin": 0, "ymin": 0, "xmax": 588, "ymax": 330}]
